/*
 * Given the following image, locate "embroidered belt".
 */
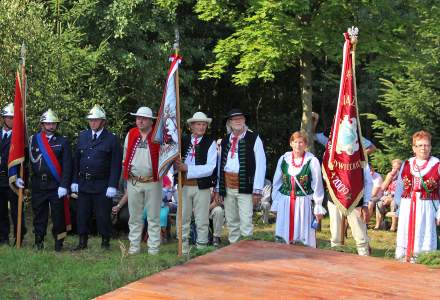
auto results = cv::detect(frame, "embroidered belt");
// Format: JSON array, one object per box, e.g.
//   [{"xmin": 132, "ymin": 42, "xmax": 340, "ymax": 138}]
[
  {"xmin": 225, "ymin": 172, "xmax": 239, "ymax": 189},
  {"xmin": 129, "ymin": 173, "xmax": 155, "ymax": 183}
]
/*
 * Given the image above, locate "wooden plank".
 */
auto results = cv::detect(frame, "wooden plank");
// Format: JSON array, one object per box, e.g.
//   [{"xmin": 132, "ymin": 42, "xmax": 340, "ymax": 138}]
[{"xmin": 97, "ymin": 240, "xmax": 440, "ymax": 300}]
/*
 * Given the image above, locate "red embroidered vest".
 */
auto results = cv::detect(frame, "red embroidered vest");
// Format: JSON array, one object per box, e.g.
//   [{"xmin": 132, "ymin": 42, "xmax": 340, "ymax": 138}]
[
  {"xmin": 401, "ymin": 159, "xmax": 440, "ymax": 200},
  {"xmin": 123, "ymin": 128, "xmax": 159, "ymax": 181}
]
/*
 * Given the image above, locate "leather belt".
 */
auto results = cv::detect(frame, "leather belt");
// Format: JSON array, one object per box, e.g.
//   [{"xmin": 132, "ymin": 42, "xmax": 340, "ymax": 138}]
[
  {"xmin": 79, "ymin": 172, "xmax": 108, "ymax": 180},
  {"xmin": 40, "ymin": 173, "xmax": 49, "ymax": 183},
  {"xmin": 183, "ymin": 178, "xmax": 198, "ymax": 186},
  {"xmin": 0, "ymin": 170, "xmax": 6, "ymax": 177},
  {"xmin": 225, "ymin": 172, "xmax": 239, "ymax": 189},
  {"xmin": 129, "ymin": 173, "xmax": 155, "ymax": 183}
]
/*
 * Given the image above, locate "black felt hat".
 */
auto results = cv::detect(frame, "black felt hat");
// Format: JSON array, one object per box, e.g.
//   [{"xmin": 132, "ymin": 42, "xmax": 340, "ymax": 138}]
[{"xmin": 224, "ymin": 108, "xmax": 250, "ymax": 122}]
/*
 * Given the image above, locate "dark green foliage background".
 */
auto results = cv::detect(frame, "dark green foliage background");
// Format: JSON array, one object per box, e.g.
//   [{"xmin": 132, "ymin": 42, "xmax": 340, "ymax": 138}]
[{"xmin": 1, "ymin": 0, "xmax": 439, "ymax": 176}]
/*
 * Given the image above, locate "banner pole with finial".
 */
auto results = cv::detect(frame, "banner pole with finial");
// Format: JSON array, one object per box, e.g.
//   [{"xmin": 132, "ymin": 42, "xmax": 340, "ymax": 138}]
[
  {"xmin": 173, "ymin": 28, "xmax": 184, "ymax": 257},
  {"xmin": 16, "ymin": 43, "xmax": 27, "ymax": 248}
]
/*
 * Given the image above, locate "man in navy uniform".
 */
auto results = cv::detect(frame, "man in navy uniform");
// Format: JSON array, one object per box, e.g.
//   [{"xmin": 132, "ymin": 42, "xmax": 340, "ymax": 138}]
[
  {"xmin": 0, "ymin": 103, "xmax": 27, "ymax": 246},
  {"xmin": 71, "ymin": 104, "xmax": 122, "ymax": 250},
  {"xmin": 29, "ymin": 109, "xmax": 72, "ymax": 251}
]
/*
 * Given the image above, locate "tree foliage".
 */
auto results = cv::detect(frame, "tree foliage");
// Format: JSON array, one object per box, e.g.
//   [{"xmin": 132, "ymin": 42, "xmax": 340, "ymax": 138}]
[
  {"xmin": 0, "ymin": 0, "xmax": 439, "ymax": 176},
  {"xmin": 372, "ymin": 3, "xmax": 440, "ymax": 171}
]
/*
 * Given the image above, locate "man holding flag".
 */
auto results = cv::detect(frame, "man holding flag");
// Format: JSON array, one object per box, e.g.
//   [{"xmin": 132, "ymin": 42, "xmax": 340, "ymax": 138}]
[
  {"xmin": 28, "ymin": 109, "xmax": 72, "ymax": 251},
  {"xmin": 0, "ymin": 103, "xmax": 26, "ymax": 246},
  {"xmin": 123, "ymin": 106, "xmax": 161, "ymax": 255},
  {"xmin": 322, "ymin": 28, "xmax": 373, "ymax": 256}
]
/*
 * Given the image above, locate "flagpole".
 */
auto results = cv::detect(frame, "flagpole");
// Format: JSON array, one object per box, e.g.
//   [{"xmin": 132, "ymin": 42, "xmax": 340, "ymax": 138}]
[
  {"xmin": 349, "ymin": 27, "xmax": 365, "ymax": 165},
  {"xmin": 16, "ymin": 43, "xmax": 27, "ymax": 248},
  {"xmin": 339, "ymin": 27, "xmax": 360, "ymax": 246},
  {"xmin": 173, "ymin": 29, "xmax": 184, "ymax": 257}
]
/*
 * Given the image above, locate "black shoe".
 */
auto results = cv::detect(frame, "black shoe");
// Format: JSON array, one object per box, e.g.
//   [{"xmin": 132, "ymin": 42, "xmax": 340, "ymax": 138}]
[
  {"xmin": 213, "ymin": 237, "xmax": 221, "ymax": 247},
  {"xmin": 73, "ymin": 235, "xmax": 88, "ymax": 251},
  {"xmin": 33, "ymin": 235, "xmax": 44, "ymax": 250},
  {"xmin": 55, "ymin": 240, "xmax": 63, "ymax": 252},
  {"xmin": 101, "ymin": 237, "xmax": 110, "ymax": 250}
]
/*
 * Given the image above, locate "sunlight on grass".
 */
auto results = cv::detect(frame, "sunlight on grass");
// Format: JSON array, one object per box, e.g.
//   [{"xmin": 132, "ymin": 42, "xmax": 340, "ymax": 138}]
[{"xmin": 0, "ymin": 215, "xmax": 438, "ymax": 299}]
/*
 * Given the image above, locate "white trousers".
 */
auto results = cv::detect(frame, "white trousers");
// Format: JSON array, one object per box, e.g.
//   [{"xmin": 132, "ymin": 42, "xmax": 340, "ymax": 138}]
[
  {"xmin": 127, "ymin": 180, "xmax": 162, "ymax": 253},
  {"xmin": 328, "ymin": 201, "xmax": 370, "ymax": 256},
  {"xmin": 182, "ymin": 186, "xmax": 211, "ymax": 248},
  {"xmin": 224, "ymin": 188, "xmax": 253, "ymax": 243},
  {"xmin": 210, "ymin": 206, "xmax": 225, "ymax": 238}
]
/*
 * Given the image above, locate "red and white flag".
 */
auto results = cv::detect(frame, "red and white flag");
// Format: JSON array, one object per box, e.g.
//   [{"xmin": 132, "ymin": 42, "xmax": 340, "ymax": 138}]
[
  {"xmin": 152, "ymin": 54, "xmax": 182, "ymax": 178},
  {"xmin": 322, "ymin": 28, "xmax": 367, "ymax": 215}
]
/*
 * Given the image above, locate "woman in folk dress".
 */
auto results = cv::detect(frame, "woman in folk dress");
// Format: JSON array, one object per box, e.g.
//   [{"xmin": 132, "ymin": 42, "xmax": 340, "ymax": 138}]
[
  {"xmin": 271, "ymin": 131, "xmax": 326, "ymax": 247},
  {"xmin": 394, "ymin": 130, "xmax": 440, "ymax": 261}
]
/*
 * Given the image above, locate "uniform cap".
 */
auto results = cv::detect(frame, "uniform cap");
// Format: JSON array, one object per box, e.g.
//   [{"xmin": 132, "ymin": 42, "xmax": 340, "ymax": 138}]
[
  {"xmin": 1, "ymin": 103, "xmax": 14, "ymax": 117},
  {"xmin": 86, "ymin": 104, "xmax": 106, "ymax": 120},
  {"xmin": 40, "ymin": 109, "xmax": 60, "ymax": 123}
]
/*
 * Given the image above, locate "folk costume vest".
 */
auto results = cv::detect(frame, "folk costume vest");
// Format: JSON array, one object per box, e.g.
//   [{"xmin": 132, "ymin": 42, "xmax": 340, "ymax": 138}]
[
  {"xmin": 123, "ymin": 128, "xmax": 159, "ymax": 181},
  {"xmin": 401, "ymin": 159, "xmax": 440, "ymax": 200},
  {"xmin": 181, "ymin": 135, "xmax": 216, "ymax": 189},
  {"xmin": 279, "ymin": 159, "xmax": 313, "ymax": 196},
  {"xmin": 219, "ymin": 131, "xmax": 257, "ymax": 196}
]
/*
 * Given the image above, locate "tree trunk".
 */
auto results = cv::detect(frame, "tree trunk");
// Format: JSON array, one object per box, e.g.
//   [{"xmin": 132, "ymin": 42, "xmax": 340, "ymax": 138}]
[{"xmin": 299, "ymin": 51, "xmax": 314, "ymax": 153}]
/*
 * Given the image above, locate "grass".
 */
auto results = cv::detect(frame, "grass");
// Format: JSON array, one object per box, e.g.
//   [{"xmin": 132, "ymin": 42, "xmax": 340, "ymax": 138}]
[{"xmin": 0, "ymin": 214, "xmax": 439, "ymax": 299}]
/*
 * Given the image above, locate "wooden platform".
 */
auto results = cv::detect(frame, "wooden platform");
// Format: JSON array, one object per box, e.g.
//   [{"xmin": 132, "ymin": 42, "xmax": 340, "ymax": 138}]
[{"xmin": 97, "ymin": 240, "xmax": 440, "ymax": 299}]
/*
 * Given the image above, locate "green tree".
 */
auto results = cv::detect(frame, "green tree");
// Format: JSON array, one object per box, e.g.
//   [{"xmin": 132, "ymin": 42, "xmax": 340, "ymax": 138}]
[
  {"xmin": 0, "ymin": 0, "xmax": 103, "ymax": 139},
  {"xmin": 193, "ymin": 0, "xmax": 417, "ymax": 154},
  {"xmin": 371, "ymin": 3, "xmax": 440, "ymax": 171}
]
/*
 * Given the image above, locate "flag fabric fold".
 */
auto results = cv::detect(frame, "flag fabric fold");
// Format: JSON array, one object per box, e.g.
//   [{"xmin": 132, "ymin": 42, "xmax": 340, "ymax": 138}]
[
  {"xmin": 152, "ymin": 54, "xmax": 182, "ymax": 178},
  {"xmin": 8, "ymin": 70, "xmax": 26, "ymax": 193},
  {"xmin": 322, "ymin": 32, "xmax": 366, "ymax": 216}
]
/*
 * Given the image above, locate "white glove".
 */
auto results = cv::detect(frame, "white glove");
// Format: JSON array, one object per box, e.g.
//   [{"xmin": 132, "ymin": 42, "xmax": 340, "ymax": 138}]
[
  {"xmin": 106, "ymin": 187, "xmax": 117, "ymax": 198},
  {"xmin": 58, "ymin": 187, "xmax": 68, "ymax": 199},
  {"xmin": 71, "ymin": 183, "xmax": 78, "ymax": 193},
  {"xmin": 15, "ymin": 178, "xmax": 25, "ymax": 189}
]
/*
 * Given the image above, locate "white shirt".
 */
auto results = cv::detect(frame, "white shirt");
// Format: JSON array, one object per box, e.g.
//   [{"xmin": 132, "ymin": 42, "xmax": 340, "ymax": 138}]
[
  {"xmin": 363, "ymin": 164, "xmax": 373, "ymax": 206},
  {"xmin": 183, "ymin": 135, "xmax": 217, "ymax": 180},
  {"xmin": 371, "ymin": 171, "xmax": 384, "ymax": 199},
  {"xmin": 218, "ymin": 130, "xmax": 266, "ymax": 193},
  {"xmin": 92, "ymin": 128, "xmax": 104, "ymax": 139},
  {"xmin": 2, "ymin": 129, "xmax": 11, "ymax": 139}
]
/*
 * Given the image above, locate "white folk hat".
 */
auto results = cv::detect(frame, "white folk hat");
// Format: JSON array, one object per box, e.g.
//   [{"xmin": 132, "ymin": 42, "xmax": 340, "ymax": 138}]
[
  {"xmin": 187, "ymin": 112, "xmax": 212, "ymax": 125},
  {"xmin": 130, "ymin": 107, "xmax": 156, "ymax": 119}
]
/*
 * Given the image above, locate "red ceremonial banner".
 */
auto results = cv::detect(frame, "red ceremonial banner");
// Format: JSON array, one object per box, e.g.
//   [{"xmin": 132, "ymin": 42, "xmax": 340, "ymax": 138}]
[
  {"xmin": 322, "ymin": 30, "xmax": 367, "ymax": 215},
  {"xmin": 8, "ymin": 70, "xmax": 26, "ymax": 193}
]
